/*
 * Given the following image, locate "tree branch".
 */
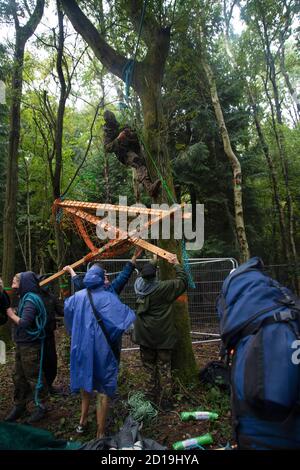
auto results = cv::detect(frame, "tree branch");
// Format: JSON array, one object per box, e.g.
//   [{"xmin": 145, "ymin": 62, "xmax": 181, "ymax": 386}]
[
  {"xmin": 20, "ymin": 0, "xmax": 45, "ymax": 43},
  {"xmin": 61, "ymin": 99, "xmax": 102, "ymax": 197},
  {"xmin": 60, "ymin": 0, "xmax": 127, "ymax": 81}
]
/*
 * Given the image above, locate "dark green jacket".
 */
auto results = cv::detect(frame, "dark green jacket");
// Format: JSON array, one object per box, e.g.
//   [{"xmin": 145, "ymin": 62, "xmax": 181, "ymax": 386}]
[{"xmin": 134, "ymin": 264, "xmax": 188, "ymax": 349}]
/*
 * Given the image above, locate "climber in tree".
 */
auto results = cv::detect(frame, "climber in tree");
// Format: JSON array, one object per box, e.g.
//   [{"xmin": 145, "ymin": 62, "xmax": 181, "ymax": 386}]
[{"xmin": 103, "ymin": 110, "xmax": 161, "ymax": 198}]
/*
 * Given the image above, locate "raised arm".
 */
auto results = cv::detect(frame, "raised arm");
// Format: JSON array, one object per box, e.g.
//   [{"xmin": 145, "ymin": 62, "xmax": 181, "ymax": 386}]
[
  {"xmin": 111, "ymin": 248, "xmax": 143, "ymax": 295},
  {"xmin": 63, "ymin": 265, "xmax": 84, "ymax": 292},
  {"xmin": 156, "ymin": 258, "xmax": 188, "ymax": 303}
]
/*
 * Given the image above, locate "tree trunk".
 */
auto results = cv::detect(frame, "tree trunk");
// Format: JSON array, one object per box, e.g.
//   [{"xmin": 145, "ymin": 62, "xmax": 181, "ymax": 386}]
[
  {"xmin": 262, "ymin": 77, "xmax": 298, "ymax": 280},
  {"xmin": 248, "ymin": 87, "xmax": 289, "ymax": 262},
  {"xmin": 261, "ymin": 25, "xmax": 298, "ymax": 274},
  {"xmin": 1, "ymin": 0, "xmax": 45, "ymax": 348},
  {"xmin": 2, "ymin": 35, "xmax": 25, "ymax": 285},
  {"xmin": 23, "ymin": 157, "xmax": 32, "ymax": 270},
  {"xmin": 202, "ymin": 59, "xmax": 250, "ymax": 263},
  {"xmin": 138, "ymin": 73, "xmax": 197, "ymax": 383},
  {"xmin": 103, "ymin": 151, "xmax": 112, "ymax": 203},
  {"xmin": 53, "ymin": 1, "xmax": 67, "ymax": 270},
  {"xmin": 2, "ymin": 0, "xmax": 45, "ymax": 284},
  {"xmin": 280, "ymin": 48, "xmax": 300, "ymax": 121},
  {"xmin": 190, "ymin": 186, "xmax": 197, "ymax": 232}
]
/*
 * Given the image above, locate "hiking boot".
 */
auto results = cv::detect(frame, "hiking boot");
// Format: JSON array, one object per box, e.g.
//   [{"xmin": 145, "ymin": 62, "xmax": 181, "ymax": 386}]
[
  {"xmin": 75, "ymin": 423, "xmax": 88, "ymax": 434},
  {"xmin": 48, "ymin": 385, "xmax": 64, "ymax": 396},
  {"xmin": 160, "ymin": 399, "xmax": 174, "ymax": 412},
  {"xmin": 149, "ymin": 179, "xmax": 161, "ymax": 198},
  {"xmin": 4, "ymin": 405, "xmax": 26, "ymax": 422},
  {"xmin": 25, "ymin": 406, "xmax": 47, "ymax": 424}
]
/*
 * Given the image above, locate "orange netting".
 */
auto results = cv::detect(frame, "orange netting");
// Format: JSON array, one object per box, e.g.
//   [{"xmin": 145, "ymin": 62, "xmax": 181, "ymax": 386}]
[
  {"xmin": 60, "ymin": 209, "xmax": 133, "ymax": 259},
  {"xmin": 52, "ymin": 199, "xmax": 179, "ymax": 264}
]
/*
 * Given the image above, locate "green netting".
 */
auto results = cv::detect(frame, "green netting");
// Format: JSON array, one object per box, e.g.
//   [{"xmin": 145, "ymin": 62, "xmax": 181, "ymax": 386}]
[{"xmin": 0, "ymin": 422, "xmax": 81, "ymax": 450}]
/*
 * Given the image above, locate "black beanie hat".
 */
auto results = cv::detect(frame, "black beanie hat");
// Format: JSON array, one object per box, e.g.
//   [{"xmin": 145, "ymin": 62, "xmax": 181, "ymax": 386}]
[{"xmin": 141, "ymin": 262, "xmax": 157, "ymax": 279}]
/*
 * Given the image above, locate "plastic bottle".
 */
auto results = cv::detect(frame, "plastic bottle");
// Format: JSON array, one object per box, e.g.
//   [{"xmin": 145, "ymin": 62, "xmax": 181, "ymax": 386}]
[
  {"xmin": 180, "ymin": 411, "xmax": 218, "ymax": 421},
  {"xmin": 172, "ymin": 433, "xmax": 213, "ymax": 450}
]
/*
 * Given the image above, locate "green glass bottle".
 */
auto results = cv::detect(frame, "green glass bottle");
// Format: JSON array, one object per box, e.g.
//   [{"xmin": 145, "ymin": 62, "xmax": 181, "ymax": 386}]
[
  {"xmin": 172, "ymin": 433, "xmax": 213, "ymax": 450},
  {"xmin": 180, "ymin": 411, "xmax": 219, "ymax": 421}
]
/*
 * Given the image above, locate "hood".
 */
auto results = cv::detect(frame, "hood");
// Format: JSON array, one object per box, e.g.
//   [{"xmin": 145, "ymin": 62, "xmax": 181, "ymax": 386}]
[
  {"xmin": 83, "ymin": 264, "xmax": 105, "ymax": 289},
  {"xmin": 134, "ymin": 277, "xmax": 158, "ymax": 297},
  {"xmin": 19, "ymin": 272, "xmax": 40, "ymax": 297},
  {"xmin": 222, "ymin": 256, "xmax": 264, "ymax": 297}
]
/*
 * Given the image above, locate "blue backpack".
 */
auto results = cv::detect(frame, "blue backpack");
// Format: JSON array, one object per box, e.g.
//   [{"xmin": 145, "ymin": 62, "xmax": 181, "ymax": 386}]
[{"xmin": 217, "ymin": 257, "xmax": 300, "ymax": 449}]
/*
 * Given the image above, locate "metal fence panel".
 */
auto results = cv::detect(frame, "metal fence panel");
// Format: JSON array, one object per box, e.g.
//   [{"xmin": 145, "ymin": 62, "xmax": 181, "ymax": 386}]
[{"xmin": 74, "ymin": 257, "xmax": 237, "ymax": 350}]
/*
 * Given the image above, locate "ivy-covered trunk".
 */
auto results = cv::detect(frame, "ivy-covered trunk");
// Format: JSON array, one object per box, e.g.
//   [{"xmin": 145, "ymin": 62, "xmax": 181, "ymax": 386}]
[
  {"xmin": 138, "ymin": 72, "xmax": 197, "ymax": 382},
  {"xmin": 201, "ymin": 57, "xmax": 250, "ymax": 263},
  {"xmin": 2, "ymin": 37, "xmax": 24, "ymax": 287}
]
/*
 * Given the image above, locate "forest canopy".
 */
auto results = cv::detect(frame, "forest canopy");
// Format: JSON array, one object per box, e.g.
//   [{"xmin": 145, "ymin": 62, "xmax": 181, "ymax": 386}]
[{"xmin": 0, "ymin": 0, "xmax": 299, "ymax": 281}]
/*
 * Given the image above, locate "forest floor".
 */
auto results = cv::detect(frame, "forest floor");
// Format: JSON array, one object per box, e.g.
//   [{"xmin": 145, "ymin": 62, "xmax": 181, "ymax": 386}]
[{"xmin": 0, "ymin": 326, "xmax": 233, "ymax": 450}]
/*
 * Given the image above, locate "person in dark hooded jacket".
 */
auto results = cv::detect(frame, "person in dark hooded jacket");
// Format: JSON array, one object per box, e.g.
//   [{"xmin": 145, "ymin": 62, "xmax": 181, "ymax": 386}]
[
  {"xmin": 64, "ymin": 263, "xmax": 136, "ymax": 438},
  {"xmin": 133, "ymin": 255, "xmax": 188, "ymax": 410},
  {"xmin": 5, "ymin": 272, "xmax": 48, "ymax": 424},
  {"xmin": 38, "ymin": 279, "xmax": 64, "ymax": 393}
]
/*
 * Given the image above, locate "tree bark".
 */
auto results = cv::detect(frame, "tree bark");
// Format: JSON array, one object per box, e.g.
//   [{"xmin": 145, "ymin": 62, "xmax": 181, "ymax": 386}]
[
  {"xmin": 280, "ymin": 47, "xmax": 300, "ymax": 120},
  {"xmin": 202, "ymin": 58, "xmax": 250, "ymax": 262},
  {"xmin": 259, "ymin": 14, "xmax": 298, "ymax": 276},
  {"xmin": 1, "ymin": 0, "xmax": 45, "ymax": 348},
  {"xmin": 2, "ymin": 37, "xmax": 24, "ymax": 286},
  {"xmin": 23, "ymin": 156, "xmax": 32, "ymax": 270},
  {"xmin": 53, "ymin": 1, "xmax": 68, "ymax": 270},
  {"xmin": 248, "ymin": 87, "xmax": 289, "ymax": 262},
  {"xmin": 2, "ymin": 0, "xmax": 45, "ymax": 285},
  {"xmin": 262, "ymin": 77, "xmax": 298, "ymax": 277}
]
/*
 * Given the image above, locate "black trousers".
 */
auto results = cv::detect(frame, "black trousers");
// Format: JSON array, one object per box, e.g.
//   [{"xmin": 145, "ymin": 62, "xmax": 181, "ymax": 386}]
[{"xmin": 42, "ymin": 334, "xmax": 57, "ymax": 387}]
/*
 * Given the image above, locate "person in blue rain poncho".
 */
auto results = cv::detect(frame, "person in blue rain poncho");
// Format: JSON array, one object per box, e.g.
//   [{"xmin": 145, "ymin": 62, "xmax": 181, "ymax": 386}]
[
  {"xmin": 63, "ymin": 248, "xmax": 142, "ymax": 364},
  {"xmin": 64, "ymin": 260, "xmax": 137, "ymax": 438}
]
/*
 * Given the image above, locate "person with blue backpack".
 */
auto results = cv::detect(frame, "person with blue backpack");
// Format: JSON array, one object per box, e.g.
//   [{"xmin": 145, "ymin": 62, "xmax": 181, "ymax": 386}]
[
  {"xmin": 4, "ymin": 272, "xmax": 48, "ymax": 424},
  {"xmin": 64, "ymin": 259, "xmax": 137, "ymax": 438},
  {"xmin": 217, "ymin": 257, "xmax": 300, "ymax": 449}
]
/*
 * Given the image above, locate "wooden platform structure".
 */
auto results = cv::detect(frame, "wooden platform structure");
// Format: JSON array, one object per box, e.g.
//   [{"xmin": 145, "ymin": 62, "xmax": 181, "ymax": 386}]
[{"xmin": 40, "ymin": 199, "xmax": 190, "ymax": 286}]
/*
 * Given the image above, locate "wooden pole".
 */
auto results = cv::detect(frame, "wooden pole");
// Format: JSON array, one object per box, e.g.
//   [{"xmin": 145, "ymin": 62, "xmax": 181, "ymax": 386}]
[
  {"xmin": 39, "ymin": 239, "xmax": 121, "ymax": 286},
  {"xmin": 39, "ymin": 231, "xmax": 176, "ymax": 287},
  {"xmin": 53, "ymin": 199, "xmax": 191, "ymax": 219}
]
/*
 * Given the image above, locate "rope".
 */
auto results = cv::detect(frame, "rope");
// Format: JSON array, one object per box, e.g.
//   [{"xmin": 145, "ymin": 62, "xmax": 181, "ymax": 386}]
[
  {"xmin": 138, "ymin": 133, "xmax": 196, "ymax": 288},
  {"xmin": 122, "ymin": 59, "xmax": 135, "ymax": 103},
  {"xmin": 127, "ymin": 391, "xmax": 158, "ymax": 423},
  {"xmin": 54, "ymin": 196, "xmax": 65, "ymax": 224},
  {"xmin": 181, "ymin": 239, "xmax": 196, "ymax": 289},
  {"xmin": 121, "ymin": 0, "xmax": 148, "ymax": 102},
  {"xmin": 139, "ymin": 133, "xmax": 177, "ymax": 205},
  {"xmin": 18, "ymin": 292, "xmax": 47, "ymax": 408}
]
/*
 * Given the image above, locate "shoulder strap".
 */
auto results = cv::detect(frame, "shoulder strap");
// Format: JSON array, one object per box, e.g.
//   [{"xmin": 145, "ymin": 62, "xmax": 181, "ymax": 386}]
[
  {"xmin": 86, "ymin": 289, "xmax": 118, "ymax": 361},
  {"xmin": 236, "ymin": 309, "xmax": 300, "ymax": 341}
]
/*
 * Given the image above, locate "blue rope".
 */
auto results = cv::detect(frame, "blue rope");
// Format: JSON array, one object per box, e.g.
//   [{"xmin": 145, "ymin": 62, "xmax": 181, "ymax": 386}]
[
  {"xmin": 181, "ymin": 239, "xmax": 196, "ymax": 289},
  {"xmin": 18, "ymin": 292, "xmax": 47, "ymax": 408},
  {"xmin": 55, "ymin": 196, "xmax": 65, "ymax": 223},
  {"xmin": 121, "ymin": 0, "xmax": 148, "ymax": 102},
  {"xmin": 122, "ymin": 59, "xmax": 135, "ymax": 103},
  {"xmin": 138, "ymin": 133, "xmax": 195, "ymax": 288}
]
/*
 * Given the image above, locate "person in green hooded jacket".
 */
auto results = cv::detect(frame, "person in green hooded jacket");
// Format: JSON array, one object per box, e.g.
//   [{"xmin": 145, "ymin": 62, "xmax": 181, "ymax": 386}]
[{"xmin": 133, "ymin": 255, "xmax": 188, "ymax": 410}]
